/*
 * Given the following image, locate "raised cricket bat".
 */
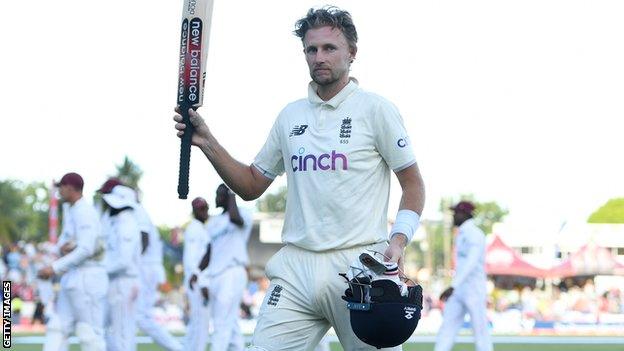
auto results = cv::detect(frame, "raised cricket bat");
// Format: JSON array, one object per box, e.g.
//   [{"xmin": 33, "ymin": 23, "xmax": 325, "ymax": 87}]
[{"xmin": 176, "ymin": 0, "xmax": 215, "ymax": 199}]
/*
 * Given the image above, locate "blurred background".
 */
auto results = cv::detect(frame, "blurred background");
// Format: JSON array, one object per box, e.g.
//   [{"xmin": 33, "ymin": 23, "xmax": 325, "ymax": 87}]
[
  {"xmin": 1, "ymin": 0, "xmax": 623, "ymax": 349},
  {"xmin": 1, "ymin": 161, "xmax": 623, "ymax": 343}
]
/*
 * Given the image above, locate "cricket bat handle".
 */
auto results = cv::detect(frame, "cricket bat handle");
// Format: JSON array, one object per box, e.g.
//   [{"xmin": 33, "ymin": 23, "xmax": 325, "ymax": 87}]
[{"xmin": 177, "ymin": 105, "xmax": 193, "ymax": 199}]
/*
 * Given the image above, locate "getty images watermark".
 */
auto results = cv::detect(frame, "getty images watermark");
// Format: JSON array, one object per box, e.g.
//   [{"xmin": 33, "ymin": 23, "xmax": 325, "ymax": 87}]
[{"xmin": 2, "ymin": 281, "xmax": 10, "ymax": 348}]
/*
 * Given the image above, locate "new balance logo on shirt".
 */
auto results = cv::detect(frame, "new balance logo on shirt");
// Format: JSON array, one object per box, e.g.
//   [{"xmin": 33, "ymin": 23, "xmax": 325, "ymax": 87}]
[{"xmin": 289, "ymin": 125, "xmax": 308, "ymax": 137}]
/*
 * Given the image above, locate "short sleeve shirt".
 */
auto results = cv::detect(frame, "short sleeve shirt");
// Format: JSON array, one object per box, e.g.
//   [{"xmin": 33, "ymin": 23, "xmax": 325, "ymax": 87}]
[
  {"xmin": 205, "ymin": 208, "xmax": 253, "ymax": 277},
  {"xmin": 253, "ymin": 80, "xmax": 416, "ymax": 251}
]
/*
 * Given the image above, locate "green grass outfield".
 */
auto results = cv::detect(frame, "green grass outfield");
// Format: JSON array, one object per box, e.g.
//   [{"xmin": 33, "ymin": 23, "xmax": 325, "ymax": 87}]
[{"xmin": 8, "ymin": 341, "xmax": 624, "ymax": 351}]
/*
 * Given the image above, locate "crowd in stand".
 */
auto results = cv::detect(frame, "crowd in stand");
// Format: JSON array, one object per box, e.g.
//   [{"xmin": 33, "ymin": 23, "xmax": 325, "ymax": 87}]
[
  {"xmin": 3, "ymin": 239, "xmax": 624, "ymax": 331},
  {"xmin": 490, "ymin": 283, "xmax": 624, "ymax": 322}
]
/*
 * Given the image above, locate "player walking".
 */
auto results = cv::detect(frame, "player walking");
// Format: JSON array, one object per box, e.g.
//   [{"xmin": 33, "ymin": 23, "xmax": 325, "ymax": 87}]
[
  {"xmin": 183, "ymin": 197, "xmax": 212, "ymax": 351},
  {"xmin": 173, "ymin": 6, "xmax": 425, "ymax": 350},
  {"xmin": 434, "ymin": 201, "xmax": 493, "ymax": 351},
  {"xmin": 38, "ymin": 172, "xmax": 108, "ymax": 351},
  {"xmin": 206, "ymin": 184, "xmax": 253, "ymax": 351},
  {"xmin": 99, "ymin": 178, "xmax": 183, "ymax": 351},
  {"xmin": 101, "ymin": 185, "xmax": 142, "ymax": 351}
]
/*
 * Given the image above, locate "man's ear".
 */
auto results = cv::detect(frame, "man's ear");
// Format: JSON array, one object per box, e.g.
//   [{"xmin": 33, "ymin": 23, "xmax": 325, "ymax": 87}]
[{"xmin": 349, "ymin": 47, "xmax": 358, "ymax": 63}]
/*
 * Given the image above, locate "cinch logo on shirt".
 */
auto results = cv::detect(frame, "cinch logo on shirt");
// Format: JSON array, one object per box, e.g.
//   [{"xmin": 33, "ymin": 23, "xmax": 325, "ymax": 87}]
[
  {"xmin": 290, "ymin": 149, "xmax": 348, "ymax": 172},
  {"xmin": 397, "ymin": 136, "xmax": 410, "ymax": 148}
]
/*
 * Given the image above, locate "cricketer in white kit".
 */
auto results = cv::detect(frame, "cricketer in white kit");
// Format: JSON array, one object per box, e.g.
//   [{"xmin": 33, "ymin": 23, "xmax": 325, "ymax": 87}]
[
  {"xmin": 135, "ymin": 202, "xmax": 184, "ymax": 351},
  {"xmin": 39, "ymin": 172, "xmax": 108, "ymax": 351},
  {"xmin": 172, "ymin": 7, "xmax": 426, "ymax": 350},
  {"xmin": 434, "ymin": 201, "xmax": 493, "ymax": 351},
  {"xmin": 205, "ymin": 184, "xmax": 253, "ymax": 351},
  {"xmin": 97, "ymin": 178, "xmax": 181, "ymax": 350},
  {"xmin": 102, "ymin": 185, "xmax": 143, "ymax": 351},
  {"xmin": 183, "ymin": 197, "xmax": 212, "ymax": 351}
]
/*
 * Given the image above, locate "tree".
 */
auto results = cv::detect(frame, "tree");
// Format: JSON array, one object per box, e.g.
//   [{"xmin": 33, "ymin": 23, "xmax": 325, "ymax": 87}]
[
  {"xmin": 256, "ymin": 186, "xmax": 287, "ymax": 213},
  {"xmin": 94, "ymin": 156, "xmax": 144, "ymax": 204},
  {"xmin": 0, "ymin": 180, "xmax": 22, "ymax": 243},
  {"xmin": 451, "ymin": 194, "xmax": 509, "ymax": 234},
  {"xmin": 588, "ymin": 198, "xmax": 624, "ymax": 223},
  {"xmin": 19, "ymin": 182, "xmax": 50, "ymax": 241},
  {"xmin": 0, "ymin": 180, "xmax": 49, "ymax": 243},
  {"xmin": 114, "ymin": 156, "xmax": 143, "ymax": 190},
  {"xmin": 472, "ymin": 199, "xmax": 509, "ymax": 235}
]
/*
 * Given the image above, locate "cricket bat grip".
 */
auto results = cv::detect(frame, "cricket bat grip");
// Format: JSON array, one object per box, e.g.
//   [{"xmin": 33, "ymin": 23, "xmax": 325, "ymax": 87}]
[{"xmin": 177, "ymin": 105, "xmax": 194, "ymax": 199}]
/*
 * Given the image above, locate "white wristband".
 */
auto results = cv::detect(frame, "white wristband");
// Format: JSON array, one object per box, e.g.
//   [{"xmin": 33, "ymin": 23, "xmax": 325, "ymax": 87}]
[{"xmin": 390, "ymin": 209, "xmax": 420, "ymax": 242}]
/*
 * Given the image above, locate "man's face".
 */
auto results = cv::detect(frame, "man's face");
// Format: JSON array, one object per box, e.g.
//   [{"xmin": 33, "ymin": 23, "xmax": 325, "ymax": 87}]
[
  {"xmin": 195, "ymin": 206, "xmax": 209, "ymax": 222},
  {"xmin": 215, "ymin": 186, "xmax": 228, "ymax": 208},
  {"xmin": 303, "ymin": 26, "xmax": 355, "ymax": 87},
  {"xmin": 58, "ymin": 184, "xmax": 70, "ymax": 202},
  {"xmin": 452, "ymin": 211, "xmax": 470, "ymax": 227}
]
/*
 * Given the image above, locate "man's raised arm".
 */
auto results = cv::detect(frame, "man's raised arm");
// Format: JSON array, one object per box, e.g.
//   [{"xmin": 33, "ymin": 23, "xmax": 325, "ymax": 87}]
[{"xmin": 174, "ymin": 108, "xmax": 273, "ymax": 200}]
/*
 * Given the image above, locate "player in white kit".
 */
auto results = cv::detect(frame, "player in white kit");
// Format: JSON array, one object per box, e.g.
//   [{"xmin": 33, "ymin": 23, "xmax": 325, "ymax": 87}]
[
  {"xmin": 101, "ymin": 185, "xmax": 142, "ymax": 351},
  {"xmin": 435, "ymin": 201, "xmax": 493, "ymax": 351},
  {"xmin": 183, "ymin": 197, "xmax": 212, "ymax": 351},
  {"xmin": 38, "ymin": 172, "xmax": 108, "ymax": 351},
  {"xmin": 205, "ymin": 184, "xmax": 253, "ymax": 351},
  {"xmin": 173, "ymin": 7, "xmax": 425, "ymax": 350},
  {"xmin": 99, "ymin": 178, "xmax": 183, "ymax": 351}
]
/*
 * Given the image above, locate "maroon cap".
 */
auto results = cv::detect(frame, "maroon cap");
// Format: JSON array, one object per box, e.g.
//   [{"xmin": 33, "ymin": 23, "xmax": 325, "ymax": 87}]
[
  {"xmin": 55, "ymin": 172, "xmax": 84, "ymax": 191},
  {"xmin": 450, "ymin": 201, "xmax": 475, "ymax": 214},
  {"xmin": 191, "ymin": 197, "xmax": 208, "ymax": 209},
  {"xmin": 98, "ymin": 178, "xmax": 125, "ymax": 194}
]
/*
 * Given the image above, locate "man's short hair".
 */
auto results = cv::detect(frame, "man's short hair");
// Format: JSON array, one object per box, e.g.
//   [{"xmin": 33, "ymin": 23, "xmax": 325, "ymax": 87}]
[{"xmin": 294, "ymin": 6, "xmax": 358, "ymax": 51}]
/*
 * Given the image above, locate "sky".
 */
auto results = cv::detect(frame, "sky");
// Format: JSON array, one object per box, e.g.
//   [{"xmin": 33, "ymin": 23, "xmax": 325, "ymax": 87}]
[{"xmin": 1, "ymin": 0, "xmax": 623, "ymax": 229}]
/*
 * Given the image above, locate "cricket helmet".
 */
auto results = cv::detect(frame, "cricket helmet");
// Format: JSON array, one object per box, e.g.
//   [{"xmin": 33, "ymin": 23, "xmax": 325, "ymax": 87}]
[{"xmin": 341, "ymin": 254, "xmax": 423, "ymax": 348}]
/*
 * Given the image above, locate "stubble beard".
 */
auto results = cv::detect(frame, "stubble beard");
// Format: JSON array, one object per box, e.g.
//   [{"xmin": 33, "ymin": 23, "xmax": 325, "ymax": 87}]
[
  {"xmin": 311, "ymin": 70, "xmax": 339, "ymax": 87},
  {"xmin": 312, "ymin": 66, "xmax": 352, "ymax": 91}
]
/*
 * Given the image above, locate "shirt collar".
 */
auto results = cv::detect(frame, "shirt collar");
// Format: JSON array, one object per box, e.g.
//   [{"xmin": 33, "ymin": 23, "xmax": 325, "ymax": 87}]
[
  {"xmin": 459, "ymin": 218, "xmax": 475, "ymax": 231},
  {"xmin": 70, "ymin": 196, "xmax": 85, "ymax": 209},
  {"xmin": 307, "ymin": 78, "xmax": 359, "ymax": 109}
]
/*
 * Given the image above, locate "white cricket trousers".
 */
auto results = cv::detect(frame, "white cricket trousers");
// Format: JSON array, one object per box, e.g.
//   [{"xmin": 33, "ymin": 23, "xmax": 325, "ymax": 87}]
[
  {"xmin": 184, "ymin": 285, "xmax": 210, "ymax": 351},
  {"xmin": 43, "ymin": 266, "xmax": 108, "ymax": 351},
  {"xmin": 248, "ymin": 243, "xmax": 401, "ymax": 351},
  {"xmin": 106, "ymin": 275, "xmax": 139, "ymax": 351},
  {"xmin": 137, "ymin": 264, "xmax": 182, "ymax": 351},
  {"xmin": 210, "ymin": 265, "xmax": 247, "ymax": 351},
  {"xmin": 434, "ymin": 291, "xmax": 493, "ymax": 351}
]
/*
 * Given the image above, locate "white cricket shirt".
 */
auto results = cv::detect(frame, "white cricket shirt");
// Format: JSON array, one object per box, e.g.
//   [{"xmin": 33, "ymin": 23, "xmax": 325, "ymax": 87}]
[
  {"xmin": 52, "ymin": 197, "xmax": 105, "ymax": 276},
  {"xmin": 183, "ymin": 218, "xmax": 210, "ymax": 284},
  {"xmin": 253, "ymin": 79, "xmax": 416, "ymax": 251},
  {"xmin": 135, "ymin": 204, "xmax": 164, "ymax": 265},
  {"xmin": 205, "ymin": 208, "xmax": 253, "ymax": 277},
  {"xmin": 452, "ymin": 219, "xmax": 487, "ymax": 293},
  {"xmin": 104, "ymin": 209, "xmax": 141, "ymax": 278}
]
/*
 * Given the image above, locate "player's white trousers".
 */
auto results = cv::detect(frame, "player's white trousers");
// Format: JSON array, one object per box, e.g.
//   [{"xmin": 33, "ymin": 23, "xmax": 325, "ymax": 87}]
[
  {"xmin": 106, "ymin": 275, "xmax": 139, "ymax": 351},
  {"xmin": 434, "ymin": 290, "xmax": 493, "ymax": 351},
  {"xmin": 184, "ymin": 285, "xmax": 210, "ymax": 351},
  {"xmin": 211, "ymin": 265, "xmax": 247, "ymax": 351},
  {"xmin": 44, "ymin": 265, "xmax": 108, "ymax": 351},
  {"xmin": 248, "ymin": 242, "xmax": 401, "ymax": 351},
  {"xmin": 137, "ymin": 264, "xmax": 183, "ymax": 351}
]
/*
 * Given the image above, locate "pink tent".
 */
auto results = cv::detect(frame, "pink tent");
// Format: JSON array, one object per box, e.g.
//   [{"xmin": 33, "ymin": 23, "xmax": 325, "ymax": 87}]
[
  {"xmin": 547, "ymin": 242, "xmax": 624, "ymax": 277},
  {"xmin": 486, "ymin": 235, "xmax": 548, "ymax": 278}
]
